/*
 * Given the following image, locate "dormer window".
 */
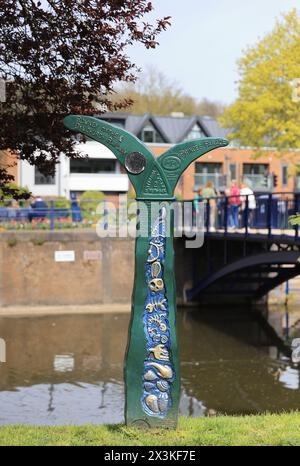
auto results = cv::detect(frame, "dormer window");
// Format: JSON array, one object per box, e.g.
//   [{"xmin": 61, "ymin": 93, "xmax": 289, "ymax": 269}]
[
  {"xmin": 140, "ymin": 123, "xmax": 164, "ymax": 143},
  {"xmin": 185, "ymin": 124, "xmax": 205, "ymax": 141}
]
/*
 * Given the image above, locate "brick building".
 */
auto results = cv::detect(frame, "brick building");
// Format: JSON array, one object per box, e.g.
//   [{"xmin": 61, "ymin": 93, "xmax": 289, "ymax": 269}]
[
  {"xmin": 101, "ymin": 112, "xmax": 300, "ymax": 199},
  {"xmin": 4, "ymin": 112, "xmax": 300, "ymax": 200}
]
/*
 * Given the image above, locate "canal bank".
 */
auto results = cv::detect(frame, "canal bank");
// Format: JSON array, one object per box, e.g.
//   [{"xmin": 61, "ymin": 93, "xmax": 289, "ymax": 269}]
[
  {"xmin": 0, "ymin": 230, "xmax": 298, "ymax": 308},
  {"xmin": 0, "ymin": 303, "xmax": 130, "ymax": 317},
  {"xmin": 0, "ymin": 412, "xmax": 299, "ymax": 446}
]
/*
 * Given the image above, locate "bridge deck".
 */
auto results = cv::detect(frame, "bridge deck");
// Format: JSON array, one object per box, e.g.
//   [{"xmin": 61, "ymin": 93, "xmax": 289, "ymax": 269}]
[{"xmin": 176, "ymin": 226, "xmax": 299, "ymax": 245}]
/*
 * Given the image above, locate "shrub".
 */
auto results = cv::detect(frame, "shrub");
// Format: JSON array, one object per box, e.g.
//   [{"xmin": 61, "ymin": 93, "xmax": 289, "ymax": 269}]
[
  {"xmin": 0, "ymin": 184, "xmax": 31, "ymax": 206},
  {"xmin": 80, "ymin": 191, "xmax": 105, "ymax": 214},
  {"xmin": 7, "ymin": 237, "xmax": 17, "ymax": 247},
  {"xmin": 47, "ymin": 197, "xmax": 70, "ymax": 209},
  {"xmin": 289, "ymin": 214, "xmax": 300, "ymax": 226}
]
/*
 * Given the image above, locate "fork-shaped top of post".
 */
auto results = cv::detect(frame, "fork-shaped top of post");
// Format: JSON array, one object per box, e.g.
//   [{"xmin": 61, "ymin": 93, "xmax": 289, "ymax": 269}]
[{"xmin": 64, "ymin": 115, "xmax": 229, "ymax": 199}]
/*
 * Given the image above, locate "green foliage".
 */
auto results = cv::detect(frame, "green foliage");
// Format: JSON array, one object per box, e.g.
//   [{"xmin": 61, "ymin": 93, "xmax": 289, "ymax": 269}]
[
  {"xmin": 0, "ymin": 184, "xmax": 30, "ymax": 205},
  {"xmin": 31, "ymin": 237, "xmax": 45, "ymax": 246},
  {"xmin": 80, "ymin": 191, "xmax": 105, "ymax": 214},
  {"xmin": 48, "ymin": 197, "xmax": 70, "ymax": 209},
  {"xmin": 220, "ymin": 9, "xmax": 300, "ymax": 151},
  {"xmin": 289, "ymin": 214, "xmax": 300, "ymax": 226},
  {"xmin": 0, "ymin": 413, "xmax": 300, "ymax": 446},
  {"xmin": 175, "ymin": 192, "xmax": 183, "ymax": 201},
  {"xmin": 7, "ymin": 237, "xmax": 17, "ymax": 247}
]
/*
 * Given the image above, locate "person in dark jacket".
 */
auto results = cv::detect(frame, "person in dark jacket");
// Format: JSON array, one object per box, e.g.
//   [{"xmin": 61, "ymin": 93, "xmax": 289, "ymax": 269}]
[
  {"xmin": 29, "ymin": 196, "xmax": 48, "ymax": 222},
  {"xmin": 70, "ymin": 193, "xmax": 82, "ymax": 222}
]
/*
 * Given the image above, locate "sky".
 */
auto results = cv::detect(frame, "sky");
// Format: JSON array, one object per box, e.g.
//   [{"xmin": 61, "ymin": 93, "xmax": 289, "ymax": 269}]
[{"xmin": 128, "ymin": 0, "xmax": 300, "ymax": 104}]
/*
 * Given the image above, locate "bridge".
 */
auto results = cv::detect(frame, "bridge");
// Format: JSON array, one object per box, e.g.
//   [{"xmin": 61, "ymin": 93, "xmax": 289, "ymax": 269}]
[
  {"xmin": 0, "ymin": 191, "xmax": 299, "ymax": 306},
  {"xmin": 175, "ymin": 191, "xmax": 300, "ymax": 305}
]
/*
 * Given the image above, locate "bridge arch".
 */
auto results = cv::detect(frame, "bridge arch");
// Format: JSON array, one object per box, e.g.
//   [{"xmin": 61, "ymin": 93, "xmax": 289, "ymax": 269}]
[{"xmin": 186, "ymin": 251, "xmax": 300, "ymax": 301}]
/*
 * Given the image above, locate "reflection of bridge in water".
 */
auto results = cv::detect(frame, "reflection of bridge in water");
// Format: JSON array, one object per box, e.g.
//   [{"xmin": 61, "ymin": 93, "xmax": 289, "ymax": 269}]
[{"xmin": 175, "ymin": 192, "xmax": 300, "ymax": 304}]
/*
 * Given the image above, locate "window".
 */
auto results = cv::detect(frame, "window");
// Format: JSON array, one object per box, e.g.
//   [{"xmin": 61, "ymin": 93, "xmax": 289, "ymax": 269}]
[
  {"xmin": 70, "ymin": 158, "xmax": 117, "ymax": 174},
  {"xmin": 229, "ymin": 163, "xmax": 237, "ymax": 181},
  {"xmin": 139, "ymin": 123, "xmax": 164, "ymax": 143},
  {"xmin": 282, "ymin": 164, "xmax": 288, "ymax": 187},
  {"xmin": 243, "ymin": 164, "xmax": 270, "ymax": 190},
  {"xmin": 194, "ymin": 163, "xmax": 224, "ymax": 190},
  {"xmin": 243, "ymin": 164, "xmax": 269, "ymax": 175},
  {"xmin": 185, "ymin": 124, "xmax": 205, "ymax": 141},
  {"xmin": 34, "ymin": 167, "xmax": 55, "ymax": 185},
  {"xmin": 195, "ymin": 162, "xmax": 222, "ymax": 174}
]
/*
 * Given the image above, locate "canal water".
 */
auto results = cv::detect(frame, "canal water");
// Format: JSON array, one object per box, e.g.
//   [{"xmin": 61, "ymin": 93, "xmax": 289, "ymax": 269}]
[{"xmin": 0, "ymin": 307, "xmax": 299, "ymax": 425}]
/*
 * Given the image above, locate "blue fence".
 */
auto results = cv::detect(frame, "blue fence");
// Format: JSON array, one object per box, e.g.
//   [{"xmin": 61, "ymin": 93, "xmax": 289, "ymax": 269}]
[
  {"xmin": 0, "ymin": 192, "xmax": 299, "ymax": 239},
  {"xmin": 0, "ymin": 199, "xmax": 109, "ymax": 230}
]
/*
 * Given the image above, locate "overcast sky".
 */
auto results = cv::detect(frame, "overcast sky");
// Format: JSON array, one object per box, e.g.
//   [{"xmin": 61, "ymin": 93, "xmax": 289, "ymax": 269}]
[{"xmin": 128, "ymin": 0, "xmax": 299, "ymax": 104}]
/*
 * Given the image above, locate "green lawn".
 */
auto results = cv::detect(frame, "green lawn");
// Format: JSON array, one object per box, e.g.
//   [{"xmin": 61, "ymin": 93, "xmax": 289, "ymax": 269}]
[{"xmin": 0, "ymin": 412, "xmax": 300, "ymax": 446}]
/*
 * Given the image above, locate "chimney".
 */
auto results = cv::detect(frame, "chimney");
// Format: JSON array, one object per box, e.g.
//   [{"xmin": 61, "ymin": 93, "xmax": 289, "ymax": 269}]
[{"xmin": 170, "ymin": 112, "xmax": 185, "ymax": 118}]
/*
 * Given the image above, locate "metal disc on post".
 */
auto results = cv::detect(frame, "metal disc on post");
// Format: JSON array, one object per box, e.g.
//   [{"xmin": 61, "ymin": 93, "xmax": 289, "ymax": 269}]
[{"xmin": 125, "ymin": 152, "xmax": 146, "ymax": 175}]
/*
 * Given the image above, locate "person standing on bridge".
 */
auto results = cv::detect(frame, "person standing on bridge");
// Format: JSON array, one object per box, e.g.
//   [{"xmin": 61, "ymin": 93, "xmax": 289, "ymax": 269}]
[
  {"xmin": 193, "ymin": 188, "xmax": 203, "ymax": 227},
  {"xmin": 202, "ymin": 181, "xmax": 217, "ymax": 230},
  {"xmin": 228, "ymin": 180, "xmax": 241, "ymax": 230},
  {"xmin": 240, "ymin": 182, "xmax": 256, "ymax": 227}
]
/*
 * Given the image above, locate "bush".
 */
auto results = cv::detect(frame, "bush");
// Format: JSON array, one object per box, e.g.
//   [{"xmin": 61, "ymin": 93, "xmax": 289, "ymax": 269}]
[
  {"xmin": 80, "ymin": 191, "xmax": 105, "ymax": 214},
  {"xmin": 289, "ymin": 214, "xmax": 300, "ymax": 226},
  {"xmin": 47, "ymin": 197, "xmax": 70, "ymax": 209},
  {"xmin": 0, "ymin": 183, "xmax": 31, "ymax": 206}
]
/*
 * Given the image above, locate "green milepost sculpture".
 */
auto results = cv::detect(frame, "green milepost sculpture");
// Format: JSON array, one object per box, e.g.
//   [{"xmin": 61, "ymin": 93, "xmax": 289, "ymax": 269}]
[{"xmin": 64, "ymin": 115, "xmax": 228, "ymax": 429}]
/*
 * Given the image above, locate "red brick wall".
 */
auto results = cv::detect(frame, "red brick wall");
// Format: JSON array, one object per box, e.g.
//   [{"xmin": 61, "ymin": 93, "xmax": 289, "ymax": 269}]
[{"xmin": 0, "ymin": 150, "xmax": 18, "ymax": 184}]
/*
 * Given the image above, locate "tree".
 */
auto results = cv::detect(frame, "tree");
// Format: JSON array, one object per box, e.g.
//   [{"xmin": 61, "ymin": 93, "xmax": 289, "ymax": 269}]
[
  {"xmin": 197, "ymin": 98, "xmax": 225, "ymax": 120},
  {"xmin": 0, "ymin": 0, "xmax": 171, "ymax": 196},
  {"xmin": 115, "ymin": 67, "xmax": 225, "ymax": 117},
  {"xmin": 220, "ymin": 9, "xmax": 300, "ymax": 151}
]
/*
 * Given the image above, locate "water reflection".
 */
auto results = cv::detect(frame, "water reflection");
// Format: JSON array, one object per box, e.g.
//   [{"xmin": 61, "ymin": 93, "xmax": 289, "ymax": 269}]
[{"xmin": 0, "ymin": 308, "xmax": 299, "ymax": 425}]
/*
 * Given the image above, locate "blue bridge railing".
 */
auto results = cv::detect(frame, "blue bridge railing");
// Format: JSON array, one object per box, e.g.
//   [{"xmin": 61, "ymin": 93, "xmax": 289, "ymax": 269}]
[{"xmin": 188, "ymin": 191, "xmax": 299, "ymax": 240}]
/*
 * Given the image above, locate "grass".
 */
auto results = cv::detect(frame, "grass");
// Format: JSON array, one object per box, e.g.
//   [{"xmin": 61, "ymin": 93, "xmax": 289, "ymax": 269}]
[{"xmin": 0, "ymin": 412, "xmax": 300, "ymax": 446}]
